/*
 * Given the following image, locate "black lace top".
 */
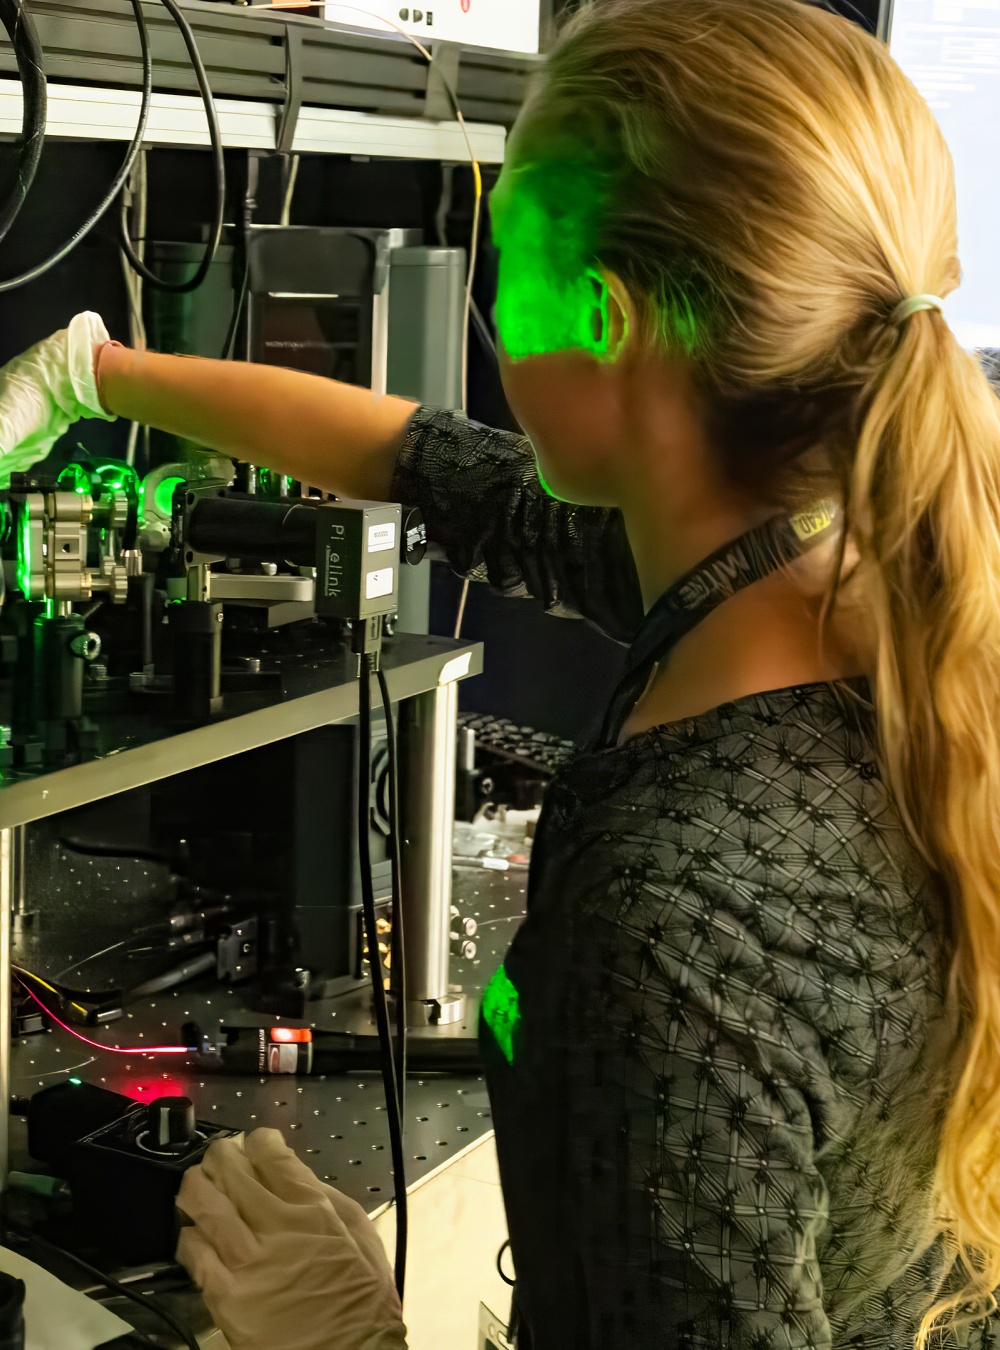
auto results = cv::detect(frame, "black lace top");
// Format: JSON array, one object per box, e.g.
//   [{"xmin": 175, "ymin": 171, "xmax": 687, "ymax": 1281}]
[{"xmin": 393, "ymin": 405, "xmax": 979, "ymax": 1350}]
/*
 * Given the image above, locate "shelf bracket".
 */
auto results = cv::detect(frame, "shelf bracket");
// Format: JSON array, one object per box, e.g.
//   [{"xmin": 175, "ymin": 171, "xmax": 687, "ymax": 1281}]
[
  {"xmin": 276, "ymin": 23, "xmax": 304, "ymax": 154},
  {"xmin": 424, "ymin": 41, "xmax": 460, "ymax": 122}
]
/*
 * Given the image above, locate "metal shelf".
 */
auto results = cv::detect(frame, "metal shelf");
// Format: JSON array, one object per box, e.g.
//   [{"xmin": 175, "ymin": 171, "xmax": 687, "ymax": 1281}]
[
  {"xmin": 0, "ymin": 633, "xmax": 483, "ymax": 829},
  {"xmin": 0, "ymin": 75, "xmax": 507, "ymax": 158},
  {"xmin": 0, "ymin": 0, "xmax": 533, "ymax": 159}
]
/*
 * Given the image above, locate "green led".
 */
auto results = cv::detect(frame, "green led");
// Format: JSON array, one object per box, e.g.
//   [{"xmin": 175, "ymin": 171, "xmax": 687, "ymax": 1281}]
[
  {"xmin": 481, "ymin": 963, "xmax": 521, "ymax": 1065},
  {"xmin": 68, "ymin": 1077, "xmax": 82, "ymax": 1086},
  {"xmin": 153, "ymin": 476, "xmax": 186, "ymax": 518}
]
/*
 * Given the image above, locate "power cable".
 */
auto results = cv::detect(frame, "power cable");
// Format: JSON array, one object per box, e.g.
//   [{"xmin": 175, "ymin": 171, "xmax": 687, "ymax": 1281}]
[
  {"xmin": 280, "ymin": 152, "xmax": 300, "ymax": 226},
  {"xmin": 220, "ymin": 259, "xmax": 249, "ymax": 360},
  {"xmin": 18, "ymin": 1232, "xmax": 200, "ymax": 1350},
  {"xmin": 119, "ymin": 0, "xmax": 226, "ymax": 293},
  {"xmin": 0, "ymin": 0, "xmax": 46, "ymax": 249},
  {"xmin": 357, "ymin": 651, "xmax": 407, "ymax": 1301},
  {"xmin": 0, "ymin": 0, "xmax": 151, "ymax": 292},
  {"xmin": 376, "ymin": 664, "xmax": 406, "ymax": 1117},
  {"xmin": 121, "ymin": 153, "xmax": 148, "ymax": 466}
]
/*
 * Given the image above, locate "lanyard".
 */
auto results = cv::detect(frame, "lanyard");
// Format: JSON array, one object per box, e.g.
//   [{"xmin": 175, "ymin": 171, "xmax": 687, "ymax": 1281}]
[{"xmin": 596, "ymin": 502, "xmax": 841, "ymax": 749}]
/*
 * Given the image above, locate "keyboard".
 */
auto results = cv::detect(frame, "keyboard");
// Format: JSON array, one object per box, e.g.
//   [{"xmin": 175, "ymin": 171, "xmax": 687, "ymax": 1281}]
[{"xmin": 457, "ymin": 713, "xmax": 576, "ymax": 776}]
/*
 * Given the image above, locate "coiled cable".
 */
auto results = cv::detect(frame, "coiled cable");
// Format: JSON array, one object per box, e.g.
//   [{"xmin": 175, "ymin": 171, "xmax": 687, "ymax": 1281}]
[
  {"xmin": 0, "ymin": 0, "xmax": 46, "ymax": 248},
  {"xmin": 119, "ymin": 0, "xmax": 226, "ymax": 293},
  {"xmin": 0, "ymin": 0, "xmax": 151, "ymax": 292}
]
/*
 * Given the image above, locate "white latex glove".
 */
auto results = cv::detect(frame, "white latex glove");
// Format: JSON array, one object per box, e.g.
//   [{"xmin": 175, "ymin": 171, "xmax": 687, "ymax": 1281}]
[
  {"xmin": 176, "ymin": 1128, "xmax": 407, "ymax": 1350},
  {"xmin": 0, "ymin": 312, "xmax": 116, "ymax": 486}
]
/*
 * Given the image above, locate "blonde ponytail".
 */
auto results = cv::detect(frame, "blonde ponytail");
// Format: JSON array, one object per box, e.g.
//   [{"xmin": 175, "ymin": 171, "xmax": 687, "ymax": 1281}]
[
  {"xmin": 520, "ymin": 0, "xmax": 1000, "ymax": 1342},
  {"xmin": 853, "ymin": 307, "xmax": 1000, "ymax": 1342}
]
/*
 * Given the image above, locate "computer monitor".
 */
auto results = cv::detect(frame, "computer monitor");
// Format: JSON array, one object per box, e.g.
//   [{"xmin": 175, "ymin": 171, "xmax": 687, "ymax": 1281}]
[{"xmin": 881, "ymin": 0, "xmax": 1000, "ymax": 349}]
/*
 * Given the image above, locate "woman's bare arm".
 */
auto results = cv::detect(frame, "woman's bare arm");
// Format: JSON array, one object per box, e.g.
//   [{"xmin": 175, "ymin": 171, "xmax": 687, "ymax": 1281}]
[{"xmin": 97, "ymin": 346, "xmax": 419, "ymax": 500}]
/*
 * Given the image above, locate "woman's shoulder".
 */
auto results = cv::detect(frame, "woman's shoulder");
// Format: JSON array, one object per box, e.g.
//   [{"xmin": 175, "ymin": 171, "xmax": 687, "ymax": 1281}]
[
  {"xmin": 556, "ymin": 678, "xmax": 925, "ymax": 932},
  {"xmin": 566, "ymin": 680, "xmax": 877, "ymax": 804}
]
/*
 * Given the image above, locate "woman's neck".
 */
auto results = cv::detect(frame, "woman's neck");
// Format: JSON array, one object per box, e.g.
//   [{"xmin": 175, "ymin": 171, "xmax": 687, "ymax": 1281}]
[
  {"xmin": 607, "ymin": 358, "xmax": 871, "ymax": 742},
  {"xmin": 617, "ymin": 497, "xmax": 870, "ymax": 744}
]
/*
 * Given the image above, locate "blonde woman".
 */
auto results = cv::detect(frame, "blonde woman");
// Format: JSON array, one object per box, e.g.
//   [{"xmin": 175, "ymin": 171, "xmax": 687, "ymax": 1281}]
[{"xmin": 3, "ymin": 0, "xmax": 999, "ymax": 1345}]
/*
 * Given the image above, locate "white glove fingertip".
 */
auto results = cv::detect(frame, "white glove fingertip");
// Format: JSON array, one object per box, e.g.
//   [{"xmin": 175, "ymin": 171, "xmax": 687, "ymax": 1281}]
[
  {"xmin": 241, "ymin": 1128, "xmax": 291, "ymax": 1164},
  {"xmin": 66, "ymin": 312, "xmax": 115, "ymax": 423}
]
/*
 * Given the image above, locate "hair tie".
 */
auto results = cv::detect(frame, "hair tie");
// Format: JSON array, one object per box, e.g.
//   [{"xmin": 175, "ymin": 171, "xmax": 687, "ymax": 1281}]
[{"xmin": 892, "ymin": 294, "xmax": 944, "ymax": 325}]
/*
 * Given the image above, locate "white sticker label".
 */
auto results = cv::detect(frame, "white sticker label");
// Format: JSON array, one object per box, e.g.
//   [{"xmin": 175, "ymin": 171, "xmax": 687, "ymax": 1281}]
[
  {"xmin": 366, "ymin": 568, "xmax": 394, "ymax": 600},
  {"xmin": 368, "ymin": 522, "xmax": 396, "ymax": 554}
]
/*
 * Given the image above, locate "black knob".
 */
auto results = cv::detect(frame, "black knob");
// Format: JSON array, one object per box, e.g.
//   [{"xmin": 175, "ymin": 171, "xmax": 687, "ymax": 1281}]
[{"xmin": 147, "ymin": 1096, "xmax": 197, "ymax": 1152}]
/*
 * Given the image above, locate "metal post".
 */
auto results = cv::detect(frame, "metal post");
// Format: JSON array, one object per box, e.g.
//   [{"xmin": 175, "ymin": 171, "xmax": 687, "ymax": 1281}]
[
  {"xmin": 10, "ymin": 826, "xmax": 32, "ymax": 934},
  {"xmin": 0, "ymin": 830, "xmax": 13, "ymax": 1194},
  {"xmin": 398, "ymin": 683, "xmax": 466, "ymax": 1025}
]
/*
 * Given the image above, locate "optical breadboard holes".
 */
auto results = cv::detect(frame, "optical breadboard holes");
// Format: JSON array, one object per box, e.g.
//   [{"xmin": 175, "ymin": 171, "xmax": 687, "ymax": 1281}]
[{"xmin": 324, "ymin": 0, "xmax": 540, "ymax": 54}]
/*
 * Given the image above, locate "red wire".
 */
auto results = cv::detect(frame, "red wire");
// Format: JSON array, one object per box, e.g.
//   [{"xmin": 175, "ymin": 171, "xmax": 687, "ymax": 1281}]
[{"xmin": 17, "ymin": 980, "xmax": 190, "ymax": 1056}]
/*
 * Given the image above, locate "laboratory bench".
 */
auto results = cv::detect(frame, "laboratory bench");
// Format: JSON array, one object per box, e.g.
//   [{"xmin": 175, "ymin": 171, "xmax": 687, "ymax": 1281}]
[{"xmin": 0, "ymin": 630, "xmax": 537, "ymax": 1347}]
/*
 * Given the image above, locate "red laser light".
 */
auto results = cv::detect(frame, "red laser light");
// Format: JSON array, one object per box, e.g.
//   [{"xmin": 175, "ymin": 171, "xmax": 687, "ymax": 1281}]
[
  {"xmin": 17, "ymin": 982, "xmax": 189, "ymax": 1057},
  {"xmin": 270, "ymin": 1027, "xmax": 312, "ymax": 1044}
]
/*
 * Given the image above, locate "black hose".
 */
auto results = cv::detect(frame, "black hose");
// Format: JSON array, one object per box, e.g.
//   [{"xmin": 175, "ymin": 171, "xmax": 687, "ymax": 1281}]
[
  {"xmin": 357, "ymin": 658, "xmax": 408, "ymax": 1301},
  {"xmin": 0, "ymin": 0, "xmax": 46, "ymax": 248},
  {"xmin": 119, "ymin": 0, "xmax": 225, "ymax": 293},
  {"xmin": 0, "ymin": 0, "xmax": 151, "ymax": 292}
]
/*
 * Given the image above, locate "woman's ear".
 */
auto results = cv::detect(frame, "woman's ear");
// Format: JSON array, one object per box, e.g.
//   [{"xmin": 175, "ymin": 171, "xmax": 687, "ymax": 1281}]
[{"xmin": 588, "ymin": 268, "xmax": 633, "ymax": 363}]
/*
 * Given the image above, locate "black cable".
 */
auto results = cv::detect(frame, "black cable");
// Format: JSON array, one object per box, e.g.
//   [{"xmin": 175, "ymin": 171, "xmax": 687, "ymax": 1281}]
[
  {"xmin": 129, "ymin": 950, "xmax": 215, "ymax": 999},
  {"xmin": 357, "ymin": 654, "xmax": 408, "ymax": 1300},
  {"xmin": 0, "ymin": 0, "xmax": 46, "ymax": 248},
  {"xmin": 220, "ymin": 255, "xmax": 249, "ymax": 359},
  {"xmin": 496, "ymin": 1239, "xmax": 516, "ymax": 1287},
  {"xmin": 376, "ymin": 664, "xmax": 406, "ymax": 1117},
  {"xmin": 0, "ymin": 0, "xmax": 151, "ymax": 292},
  {"xmin": 17, "ymin": 1232, "xmax": 200, "ymax": 1350},
  {"xmin": 119, "ymin": 0, "xmax": 226, "ymax": 293},
  {"xmin": 470, "ymin": 294, "xmax": 499, "ymax": 364}
]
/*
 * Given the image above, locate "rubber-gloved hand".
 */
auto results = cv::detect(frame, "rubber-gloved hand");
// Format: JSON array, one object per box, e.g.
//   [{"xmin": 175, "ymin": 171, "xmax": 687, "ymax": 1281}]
[
  {"xmin": 0, "ymin": 312, "xmax": 116, "ymax": 486},
  {"xmin": 176, "ymin": 1128, "xmax": 407, "ymax": 1350}
]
